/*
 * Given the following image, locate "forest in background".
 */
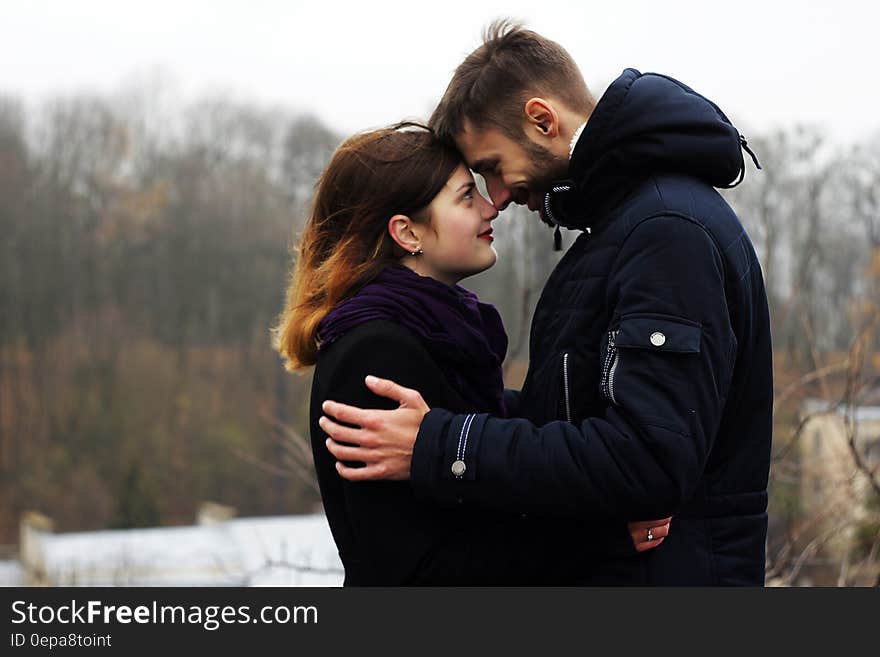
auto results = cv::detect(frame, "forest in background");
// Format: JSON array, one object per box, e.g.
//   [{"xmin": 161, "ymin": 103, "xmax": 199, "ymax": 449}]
[{"xmin": 1, "ymin": 86, "xmax": 878, "ymax": 583}]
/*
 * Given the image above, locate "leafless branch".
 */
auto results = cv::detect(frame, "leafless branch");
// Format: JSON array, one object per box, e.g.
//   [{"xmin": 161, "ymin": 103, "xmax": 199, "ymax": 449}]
[
  {"xmin": 231, "ymin": 412, "xmax": 321, "ymax": 495},
  {"xmin": 785, "ymin": 518, "xmax": 853, "ymax": 585},
  {"xmin": 850, "ymin": 528, "xmax": 880, "ymax": 587},
  {"xmin": 772, "ymin": 406, "xmax": 837, "ymax": 464},
  {"xmin": 841, "ymin": 311, "xmax": 880, "ymax": 498},
  {"xmin": 773, "ymin": 361, "xmax": 849, "ymax": 414}
]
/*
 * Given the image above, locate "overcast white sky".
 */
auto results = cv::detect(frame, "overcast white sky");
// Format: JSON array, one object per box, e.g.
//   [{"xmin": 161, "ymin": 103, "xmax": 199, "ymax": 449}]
[{"xmin": 2, "ymin": 0, "xmax": 877, "ymax": 144}]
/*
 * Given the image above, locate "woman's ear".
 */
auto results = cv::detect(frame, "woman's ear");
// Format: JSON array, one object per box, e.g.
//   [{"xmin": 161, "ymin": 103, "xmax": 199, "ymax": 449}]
[{"xmin": 388, "ymin": 214, "xmax": 422, "ymax": 254}]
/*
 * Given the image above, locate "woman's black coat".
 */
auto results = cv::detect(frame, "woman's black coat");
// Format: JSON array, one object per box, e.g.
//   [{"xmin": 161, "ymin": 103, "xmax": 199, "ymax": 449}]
[{"xmin": 309, "ymin": 319, "xmax": 634, "ymax": 585}]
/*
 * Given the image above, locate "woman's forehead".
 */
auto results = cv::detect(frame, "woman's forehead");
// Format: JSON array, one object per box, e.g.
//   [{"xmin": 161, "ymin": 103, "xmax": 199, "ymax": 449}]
[{"xmin": 444, "ymin": 163, "xmax": 473, "ymax": 190}]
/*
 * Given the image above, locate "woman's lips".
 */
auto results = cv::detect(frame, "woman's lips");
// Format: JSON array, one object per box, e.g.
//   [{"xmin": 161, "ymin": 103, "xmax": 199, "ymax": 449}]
[{"xmin": 478, "ymin": 228, "xmax": 494, "ymax": 242}]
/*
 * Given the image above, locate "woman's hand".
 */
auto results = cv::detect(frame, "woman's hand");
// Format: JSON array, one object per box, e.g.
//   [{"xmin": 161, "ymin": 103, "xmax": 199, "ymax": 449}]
[{"xmin": 628, "ymin": 517, "xmax": 672, "ymax": 552}]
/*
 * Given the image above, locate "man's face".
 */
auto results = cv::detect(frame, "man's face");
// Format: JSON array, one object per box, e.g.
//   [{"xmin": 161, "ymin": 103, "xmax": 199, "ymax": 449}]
[{"xmin": 454, "ymin": 121, "xmax": 570, "ymax": 218}]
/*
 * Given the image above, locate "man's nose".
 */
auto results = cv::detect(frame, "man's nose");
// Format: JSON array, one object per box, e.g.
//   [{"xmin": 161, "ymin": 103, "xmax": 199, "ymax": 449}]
[
  {"xmin": 487, "ymin": 179, "xmax": 511, "ymax": 211},
  {"xmin": 481, "ymin": 196, "xmax": 499, "ymax": 220}
]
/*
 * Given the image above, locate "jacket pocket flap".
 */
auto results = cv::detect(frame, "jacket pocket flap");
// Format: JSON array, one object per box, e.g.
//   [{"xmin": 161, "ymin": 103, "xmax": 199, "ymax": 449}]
[{"xmin": 616, "ymin": 315, "xmax": 701, "ymax": 353}]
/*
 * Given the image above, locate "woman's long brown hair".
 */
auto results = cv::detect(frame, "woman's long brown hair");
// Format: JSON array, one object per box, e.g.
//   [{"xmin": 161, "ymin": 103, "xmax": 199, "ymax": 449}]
[{"xmin": 273, "ymin": 122, "xmax": 461, "ymax": 371}]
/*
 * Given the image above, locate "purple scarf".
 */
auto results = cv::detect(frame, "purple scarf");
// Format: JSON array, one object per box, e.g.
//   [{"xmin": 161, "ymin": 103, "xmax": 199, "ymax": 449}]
[{"xmin": 317, "ymin": 265, "xmax": 507, "ymax": 415}]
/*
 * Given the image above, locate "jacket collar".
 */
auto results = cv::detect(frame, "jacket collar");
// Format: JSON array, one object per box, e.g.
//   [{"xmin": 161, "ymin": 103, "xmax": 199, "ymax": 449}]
[{"xmin": 543, "ymin": 68, "xmax": 756, "ymax": 234}]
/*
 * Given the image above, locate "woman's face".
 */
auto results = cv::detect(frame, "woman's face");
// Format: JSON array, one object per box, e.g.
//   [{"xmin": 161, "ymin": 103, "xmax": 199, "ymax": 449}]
[{"xmin": 412, "ymin": 164, "xmax": 499, "ymax": 286}]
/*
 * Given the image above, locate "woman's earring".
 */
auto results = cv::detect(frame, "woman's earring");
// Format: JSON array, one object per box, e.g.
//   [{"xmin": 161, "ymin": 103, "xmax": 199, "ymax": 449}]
[{"xmin": 411, "ymin": 248, "xmax": 423, "ymax": 256}]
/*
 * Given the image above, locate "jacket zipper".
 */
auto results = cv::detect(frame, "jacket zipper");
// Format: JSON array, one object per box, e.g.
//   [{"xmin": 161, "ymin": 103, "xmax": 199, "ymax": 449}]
[
  {"xmin": 562, "ymin": 352, "xmax": 572, "ymax": 423},
  {"xmin": 608, "ymin": 337, "xmax": 620, "ymax": 405},
  {"xmin": 601, "ymin": 330, "xmax": 620, "ymax": 404}
]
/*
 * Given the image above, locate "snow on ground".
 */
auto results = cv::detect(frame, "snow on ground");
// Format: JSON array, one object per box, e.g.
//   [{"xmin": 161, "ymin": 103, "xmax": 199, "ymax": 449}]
[
  {"xmin": 0, "ymin": 560, "xmax": 24, "ymax": 586},
  {"xmin": 30, "ymin": 514, "xmax": 343, "ymax": 586}
]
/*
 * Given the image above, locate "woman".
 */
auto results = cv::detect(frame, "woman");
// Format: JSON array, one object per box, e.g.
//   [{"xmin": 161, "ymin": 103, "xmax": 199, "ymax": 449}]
[{"xmin": 274, "ymin": 123, "xmax": 667, "ymax": 585}]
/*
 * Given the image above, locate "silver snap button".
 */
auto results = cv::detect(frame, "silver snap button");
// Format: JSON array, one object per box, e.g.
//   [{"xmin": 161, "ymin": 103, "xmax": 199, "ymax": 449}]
[
  {"xmin": 451, "ymin": 460, "xmax": 467, "ymax": 476},
  {"xmin": 650, "ymin": 332, "xmax": 666, "ymax": 347}
]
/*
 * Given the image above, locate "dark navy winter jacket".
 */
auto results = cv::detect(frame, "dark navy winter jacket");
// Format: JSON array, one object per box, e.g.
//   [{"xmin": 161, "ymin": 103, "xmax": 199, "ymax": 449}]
[{"xmin": 412, "ymin": 69, "xmax": 774, "ymax": 585}]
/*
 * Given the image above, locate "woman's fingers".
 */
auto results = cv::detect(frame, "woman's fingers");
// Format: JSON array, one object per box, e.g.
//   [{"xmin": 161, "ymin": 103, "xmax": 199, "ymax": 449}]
[
  {"xmin": 640, "ymin": 522, "xmax": 670, "ymax": 541},
  {"xmin": 628, "ymin": 519, "xmax": 672, "ymax": 553},
  {"xmin": 634, "ymin": 536, "xmax": 666, "ymax": 553},
  {"xmin": 628, "ymin": 517, "xmax": 672, "ymax": 531}
]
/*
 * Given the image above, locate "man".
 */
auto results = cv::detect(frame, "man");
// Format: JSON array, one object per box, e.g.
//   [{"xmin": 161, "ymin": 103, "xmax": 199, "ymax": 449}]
[{"xmin": 319, "ymin": 21, "xmax": 772, "ymax": 585}]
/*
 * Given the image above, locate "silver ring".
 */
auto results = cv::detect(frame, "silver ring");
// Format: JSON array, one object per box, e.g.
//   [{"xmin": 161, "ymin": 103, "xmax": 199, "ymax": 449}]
[{"xmin": 646, "ymin": 528, "xmax": 654, "ymax": 542}]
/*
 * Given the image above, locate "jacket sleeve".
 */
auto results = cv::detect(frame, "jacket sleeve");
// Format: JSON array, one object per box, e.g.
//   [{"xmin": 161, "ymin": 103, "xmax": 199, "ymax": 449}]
[
  {"xmin": 411, "ymin": 215, "xmax": 737, "ymax": 520},
  {"xmin": 502, "ymin": 388, "xmax": 523, "ymax": 418},
  {"xmin": 321, "ymin": 325, "xmax": 630, "ymax": 584}
]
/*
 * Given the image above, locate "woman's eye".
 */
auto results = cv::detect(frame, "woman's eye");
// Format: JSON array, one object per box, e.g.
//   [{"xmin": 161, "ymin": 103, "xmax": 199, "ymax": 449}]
[{"xmin": 463, "ymin": 189, "xmax": 474, "ymax": 200}]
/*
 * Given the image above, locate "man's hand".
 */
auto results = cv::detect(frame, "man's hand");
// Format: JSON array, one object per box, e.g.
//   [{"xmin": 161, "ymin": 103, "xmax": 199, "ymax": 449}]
[
  {"xmin": 628, "ymin": 517, "xmax": 672, "ymax": 553},
  {"xmin": 320, "ymin": 375, "xmax": 430, "ymax": 481}
]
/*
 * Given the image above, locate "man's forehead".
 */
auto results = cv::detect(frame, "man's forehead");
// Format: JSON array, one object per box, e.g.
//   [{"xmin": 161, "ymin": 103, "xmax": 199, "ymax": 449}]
[
  {"xmin": 457, "ymin": 120, "xmax": 491, "ymax": 147},
  {"xmin": 456, "ymin": 122, "xmax": 501, "ymax": 168}
]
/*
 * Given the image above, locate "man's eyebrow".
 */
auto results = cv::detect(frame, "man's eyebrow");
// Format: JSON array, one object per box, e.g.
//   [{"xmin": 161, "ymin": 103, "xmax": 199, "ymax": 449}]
[{"xmin": 470, "ymin": 158, "xmax": 495, "ymax": 174}]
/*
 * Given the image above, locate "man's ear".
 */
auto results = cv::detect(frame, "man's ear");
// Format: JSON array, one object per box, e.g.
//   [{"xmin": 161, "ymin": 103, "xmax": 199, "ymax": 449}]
[
  {"xmin": 524, "ymin": 98, "xmax": 560, "ymax": 139},
  {"xmin": 387, "ymin": 214, "xmax": 422, "ymax": 253}
]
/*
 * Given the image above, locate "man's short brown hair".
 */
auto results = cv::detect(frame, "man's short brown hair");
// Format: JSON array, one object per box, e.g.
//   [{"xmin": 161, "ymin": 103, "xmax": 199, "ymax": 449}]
[{"xmin": 429, "ymin": 19, "xmax": 595, "ymax": 143}]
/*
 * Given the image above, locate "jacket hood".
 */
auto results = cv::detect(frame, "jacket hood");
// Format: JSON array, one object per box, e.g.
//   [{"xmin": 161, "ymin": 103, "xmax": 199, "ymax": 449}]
[{"xmin": 546, "ymin": 68, "xmax": 757, "ymax": 231}]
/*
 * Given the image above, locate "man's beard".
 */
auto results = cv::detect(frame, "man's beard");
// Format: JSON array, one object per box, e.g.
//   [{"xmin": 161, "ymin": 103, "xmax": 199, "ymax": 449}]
[{"xmin": 519, "ymin": 139, "xmax": 570, "ymax": 226}]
